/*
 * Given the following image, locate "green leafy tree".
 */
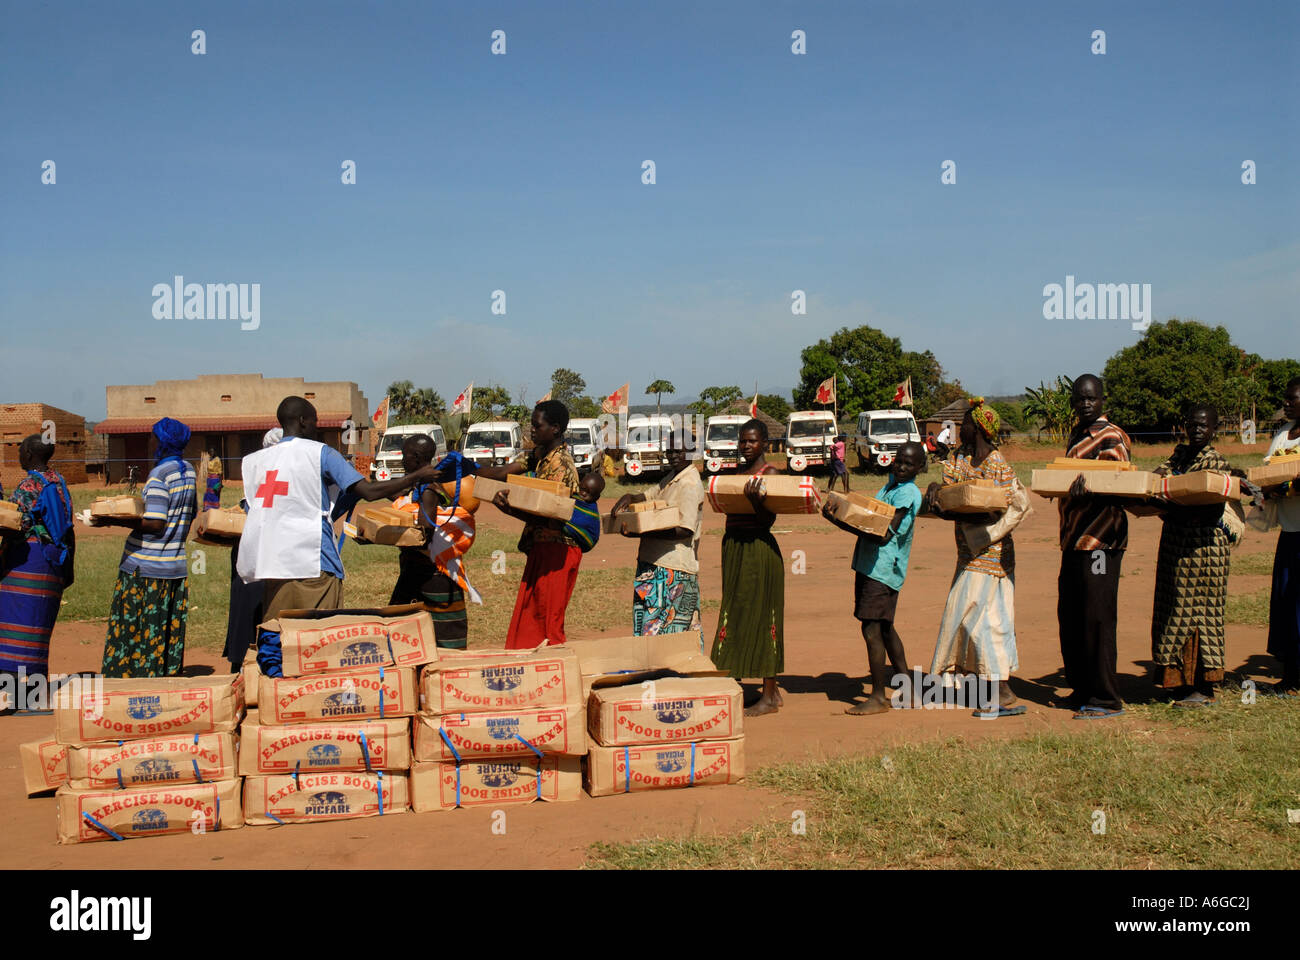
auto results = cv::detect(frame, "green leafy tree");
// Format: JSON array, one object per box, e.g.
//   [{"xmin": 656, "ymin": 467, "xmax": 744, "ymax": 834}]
[
  {"xmin": 472, "ymin": 386, "xmax": 512, "ymax": 419},
  {"xmin": 645, "ymin": 379, "xmax": 676, "ymax": 415},
  {"xmin": 688, "ymin": 385, "xmax": 743, "ymax": 416},
  {"xmin": 549, "ymin": 368, "xmax": 587, "ymax": 406},
  {"xmin": 793, "ymin": 325, "xmax": 953, "ymax": 418},
  {"xmin": 388, "ymin": 381, "xmax": 447, "ymax": 425},
  {"xmin": 568, "ymin": 396, "xmax": 602, "ymax": 418},
  {"xmin": 1023, "ymin": 377, "xmax": 1075, "ymax": 443},
  {"xmin": 1257, "ymin": 357, "xmax": 1300, "ymax": 413},
  {"xmin": 990, "ymin": 400, "xmax": 1028, "ymax": 434},
  {"xmin": 501, "ymin": 403, "xmax": 531, "ymax": 425},
  {"xmin": 1101, "ymin": 319, "xmax": 1278, "ymax": 432},
  {"xmin": 756, "ymin": 393, "xmax": 792, "ymax": 422}
]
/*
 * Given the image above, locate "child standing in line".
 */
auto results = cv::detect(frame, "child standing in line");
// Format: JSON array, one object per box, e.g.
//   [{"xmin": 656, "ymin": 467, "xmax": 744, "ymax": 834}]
[{"xmin": 823, "ymin": 441, "xmax": 926, "ymax": 715}]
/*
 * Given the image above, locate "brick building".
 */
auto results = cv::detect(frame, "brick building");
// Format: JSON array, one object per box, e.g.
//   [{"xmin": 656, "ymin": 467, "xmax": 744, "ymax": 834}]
[
  {"xmin": 93, "ymin": 375, "xmax": 371, "ymax": 482},
  {"xmin": 0, "ymin": 403, "xmax": 88, "ymax": 490}
]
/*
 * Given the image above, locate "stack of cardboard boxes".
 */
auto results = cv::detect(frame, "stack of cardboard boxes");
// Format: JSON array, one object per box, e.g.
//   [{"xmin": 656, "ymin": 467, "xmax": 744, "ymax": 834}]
[
  {"xmin": 569, "ymin": 634, "xmax": 746, "ymax": 797},
  {"xmin": 51, "ymin": 675, "xmax": 246, "ymax": 842},
  {"xmin": 240, "ymin": 606, "xmax": 437, "ymax": 825},
  {"xmin": 410, "ymin": 646, "xmax": 586, "ymax": 810}
]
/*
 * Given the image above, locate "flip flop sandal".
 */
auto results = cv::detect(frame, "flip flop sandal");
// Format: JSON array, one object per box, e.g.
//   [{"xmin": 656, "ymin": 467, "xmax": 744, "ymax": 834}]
[
  {"xmin": 1072, "ymin": 706, "xmax": 1125, "ymax": 719},
  {"xmin": 972, "ymin": 705, "xmax": 1027, "ymax": 719}
]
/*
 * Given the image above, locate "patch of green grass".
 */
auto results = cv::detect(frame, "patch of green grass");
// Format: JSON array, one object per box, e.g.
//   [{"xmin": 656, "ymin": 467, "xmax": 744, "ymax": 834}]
[
  {"xmin": 1226, "ymin": 588, "xmax": 1271, "ymax": 627},
  {"xmin": 587, "ymin": 697, "xmax": 1300, "ymax": 870},
  {"xmin": 61, "ymin": 526, "xmax": 635, "ymax": 652},
  {"xmin": 1231, "ymin": 552, "xmax": 1276, "ymax": 577}
]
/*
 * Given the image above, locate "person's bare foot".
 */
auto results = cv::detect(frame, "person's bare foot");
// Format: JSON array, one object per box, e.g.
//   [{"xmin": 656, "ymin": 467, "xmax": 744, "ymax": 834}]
[
  {"xmin": 745, "ymin": 695, "xmax": 780, "ymax": 717},
  {"xmin": 774, "ymin": 688, "xmax": 785, "ymax": 707},
  {"xmin": 998, "ymin": 681, "xmax": 1018, "ymax": 707},
  {"xmin": 845, "ymin": 698, "xmax": 890, "ymax": 716}
]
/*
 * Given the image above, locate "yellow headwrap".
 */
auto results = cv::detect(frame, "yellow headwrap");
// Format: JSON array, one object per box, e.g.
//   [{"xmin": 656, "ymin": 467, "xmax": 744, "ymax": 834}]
[{"xmin": 968, "ymin": 397, "xmax": 1000, "ymax": 441}]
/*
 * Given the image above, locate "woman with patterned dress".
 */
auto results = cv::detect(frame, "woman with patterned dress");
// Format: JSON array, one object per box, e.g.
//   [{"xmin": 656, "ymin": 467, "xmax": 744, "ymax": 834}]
[
  {"xmin": 1150, "ymin": 405, "xmax": 1241, "ymax": 706},
  {"xmin": 0, "ymin": 437, "xmax": 74, "ymax": 713},
  {"xmin": 203, "ymin": 449, "xmax": 223, "ymax": 511},
  {"xmin": 927, "ymin": 400, "xmax": 1022, "ymax": 716},
  {"xmin": 710, "ymin": 419, "xmax": 785, "ymax": 717},
  {"xmin": 100, "ymin": 417, "xmax": 197, "ymax": 678}
]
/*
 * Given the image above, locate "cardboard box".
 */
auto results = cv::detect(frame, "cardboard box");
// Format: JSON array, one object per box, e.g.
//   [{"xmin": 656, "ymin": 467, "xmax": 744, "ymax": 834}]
[
  {"xmin": 358, "ymin": 504, "xmax": 416, "ymax": 528},
  {"xmin": 260, "ymin": 667, "xmax": 417, "ymax": 724},
  {"xmin": 0, "ymin": 501, "xmax": 21, "ymax": 532},
  {"xmin": 243, "ymin": 659, "xmax": 260, "ymax": 708},
  {"xmin": 55, "ymin": 675, "xmax": 245, "ymax": 744},
  {"xmin": 508, "ymin": 474, "xmax": 568, "ymax": 496},
  {"xmin": 89, "ymin": 495, "xmax": 146, "ymax": 519},
  {"xmin": 499, "ymin": 484, "xmax": 574, "ymax": 521},
  {"xmin": 266, "ymin": 606, "xmax": 438, "ymax": 676},
  {"xmin": 566, "ymin": 633, "xmax": 721, "ymax": 701},
  {"xmin": 588, "ymin": 676, "xmax": 744, "ymax": 747},
  {"xmin": 56, "ymin": 779, "xmax": 243, "ymax": 843},
  {"xmin": 1048, "ymin": 457, "xmax": 1135, "ymax": 471},
  {"xmin": 409, "ymin": 756, "xmax": 582, "ymax": 811},
  {"xmin": 239, "ymin": 717, "xmax": 410, "ymax": 776},
  {"xmin": 1153, "ymin": 471, "xmax": 1241, "ymax": 505},
  {"xmin": 605, "ymin": 503, "xmax": 681, "ymax": 535},
  {"xmin": 1247, "ymin": 457, "xmax": 1300, "ymax": 490},
  {"xmin": 350, "ymin": 508, "xmax": 427, "ymax": 547},
  {"xmin": 585, "ymin": 738, "xmax": 745, "ymax": 796},
  {"xmin": 706, "ymin": 474, "xmax": 822, "ymax": 514},
  {"xmin": 419, "ymin": 648, "xmax": 581, "ymax": 715},
  {"xmin": 936, "ymin": 479, "xmax": 1009, "ymax": 513},
  {"xmin": 413, "ymin": 703, "xmax": 587, "ymax": 761},
  {"xmin": 823, "ymin": 490, "xmax": 895, "ymax": 537},
  {"xmin": 1030, "ymin": 468, "xmax": 1155, "ymax": 499},
  {"xmin": 193, "ymin": 507, "xmax": 245, "ymax": 540},
  {"xmin": 66, "ymin": 732, "xmax": 237, "ymax": 790},
  {"xmin": 243, "ymin": 771, "xmax": 409, "ymax": 825},
  {"xmin": 19, "ymin": 739, "xmax": 68, "ymax": 795}
]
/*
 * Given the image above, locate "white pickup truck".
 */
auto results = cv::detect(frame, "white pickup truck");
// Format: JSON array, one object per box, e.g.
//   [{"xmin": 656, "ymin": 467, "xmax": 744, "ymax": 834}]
[
  {"xmin": 702, "ymin": 414, "xmax": 749, "ymax": 474},
  {"xmin": 854, "ymin": 409, "xmax": 921, "ymax": 472},
  {"xmin": 370, "ymin": 424, "xmax": 447, "ymax": 481},
  {"xmin": 461, "ymin": 421, "xmax": 523, "ymax": 468},
  {"xmin": 566, "ymin": 418, "xmax": 604, "ymax": 476},
  {"xmin": 784, "ymin": 410, "xmax": 838, "ymax": 473},
  {"xmin": 622, "ymin": 413, "xmax": 675, "ymax": 479}
]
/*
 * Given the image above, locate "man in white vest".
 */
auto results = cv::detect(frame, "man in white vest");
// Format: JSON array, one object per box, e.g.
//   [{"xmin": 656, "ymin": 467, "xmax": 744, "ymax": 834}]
[{"xmin": 237, "ymin": 396, "xmax": 437, "ymax": 620}]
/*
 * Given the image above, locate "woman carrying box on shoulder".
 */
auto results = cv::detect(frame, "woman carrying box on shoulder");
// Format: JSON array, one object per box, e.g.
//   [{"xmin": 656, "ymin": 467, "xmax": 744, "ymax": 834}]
[
  {"xmin": 710, "ymin": 419, "xmax": 785, "ymax": 717},
  {"xmin": 925, "ymin": 399, "xmax": 1026, "ymax": 718},
  {"xmin": 1262, "ymin": 378, "xmax": 1300, "ymax": 695}
]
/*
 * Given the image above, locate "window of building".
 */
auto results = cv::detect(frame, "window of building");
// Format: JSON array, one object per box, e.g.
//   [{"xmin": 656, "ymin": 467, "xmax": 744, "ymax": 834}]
[{"xmin": 144, "ymin": 397, "xmax": 156, "ymax": 404}]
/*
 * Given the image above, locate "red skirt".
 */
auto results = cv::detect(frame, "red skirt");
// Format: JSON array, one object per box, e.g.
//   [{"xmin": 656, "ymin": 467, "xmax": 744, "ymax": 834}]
[{"xmin": 506, "ymin": 541, "xmax": 582, "ymax": 649}]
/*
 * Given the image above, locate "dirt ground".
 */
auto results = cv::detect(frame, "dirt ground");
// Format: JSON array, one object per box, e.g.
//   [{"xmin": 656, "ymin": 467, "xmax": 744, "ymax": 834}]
[{"xmin": 0, "ymin": 478, "xmax": 1279, "ymax": 869}]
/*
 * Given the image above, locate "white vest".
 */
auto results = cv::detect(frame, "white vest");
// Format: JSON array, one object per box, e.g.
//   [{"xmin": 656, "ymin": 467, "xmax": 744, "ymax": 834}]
[{"xmin": 237, "ymin": 438, "xmax": 333, "ymax": 583}]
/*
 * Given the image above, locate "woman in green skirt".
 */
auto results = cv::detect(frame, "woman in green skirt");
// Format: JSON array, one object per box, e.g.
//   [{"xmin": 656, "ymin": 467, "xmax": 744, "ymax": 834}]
[{"xmin": 710, "ymin": 419, "xmax": 785, "ymax": 717}]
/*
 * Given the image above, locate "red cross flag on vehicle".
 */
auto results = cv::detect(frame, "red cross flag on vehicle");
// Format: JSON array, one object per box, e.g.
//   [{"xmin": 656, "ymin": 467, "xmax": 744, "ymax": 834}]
[
  {"xmin": 892, "ymin": 377, "xmax": 913, "ymax": 407},
  {"xmin": 815, "ymin": 376, "xmax": 836, "ymax": 406},
  {"xmin": 451, "ymin": 383, "xmax": 473, "ymax": 415},
  {"xmin": 602, "ymin": 383, "xmax": 629, "ymax": 415},
  {"xmin": 749, "ymin": 389, "xmax": 759, "ymax": 418}
]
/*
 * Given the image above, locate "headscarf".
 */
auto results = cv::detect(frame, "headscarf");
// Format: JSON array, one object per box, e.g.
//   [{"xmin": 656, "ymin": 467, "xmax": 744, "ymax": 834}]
[
  {"xmin": 262, "ymin": 428, "xmax": 283, "ymax": 448},
  {"xmin": 152, "ymin": 417, "xmax": 191, "ymax": 465},
  {"xmin": 967, "ymin": 398, "xmax": 1000, "ymax": 442}
]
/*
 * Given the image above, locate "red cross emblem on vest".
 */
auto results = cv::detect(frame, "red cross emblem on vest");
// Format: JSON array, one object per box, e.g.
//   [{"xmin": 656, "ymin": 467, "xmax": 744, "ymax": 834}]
[{"xmin": 256, "ymin": 470, "xmax": 290, "ymax": 508}]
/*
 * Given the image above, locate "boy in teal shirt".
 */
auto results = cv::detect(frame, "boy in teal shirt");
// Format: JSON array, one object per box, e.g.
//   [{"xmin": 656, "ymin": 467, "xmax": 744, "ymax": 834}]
[{"xmin": 823, "ymin": 442, "xmax": 926, "ymax": 715}]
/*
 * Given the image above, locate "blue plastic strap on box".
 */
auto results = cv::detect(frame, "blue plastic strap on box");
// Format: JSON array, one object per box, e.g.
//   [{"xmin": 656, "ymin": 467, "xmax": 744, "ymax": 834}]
[
  {"xmin": 511, "ymin": 734, "xmax": 544, "ymax": 799},
  {"xmin": 623, "ymin": 746, "xmax": 631, "ymax": 793},
  {"xmin": 379, "ymin": 666, "xmax": 385, "ymax": 718},
  {"xmin": 689, "ymin": 742, "xmax": 696, "ymax": 785},
  {"xmin": 438, "ymin": 727, "xmax": 462, "ymax": 763},
  {"xmin": 293, "ymin": 760, "xmax": 301, "ymax": 787},
  {"xmin": 116, "ymin": 768, "xmax": 124, "ymax": 790},
  {"xmin": 377, "ymin": 770, "xmax": 384, "ymax": 816},
  {"xmin": 267, "ymin": 812, "xmax": 286, "ymax": 825},
  {"xmin": 192, "ymin": 758, "xmax": 203, "ymax": 783},
  {"xmin": 359, "ymin": 730, "xmax": 373, "ymax": 773},
  {"xmin": 82, "ymin": 812, "xmax": 124, "ymax": 841},
  {"xmin": 214, "ymin": 795, "xmax": 220, "ymax": 832}
]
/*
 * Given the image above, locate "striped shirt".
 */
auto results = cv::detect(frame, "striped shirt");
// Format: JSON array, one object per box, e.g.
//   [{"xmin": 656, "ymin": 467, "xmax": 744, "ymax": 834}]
[
  {"xmin": 1058, "ymin": 417, "xmax": 1132, "ymax": 551},
  {"xmin": 563, "ymin": 500, "xmax": 602, "ymax": 552},
  {"xmin": 119, "ymin": 460, "xmax": 197, "ymax": 579}
]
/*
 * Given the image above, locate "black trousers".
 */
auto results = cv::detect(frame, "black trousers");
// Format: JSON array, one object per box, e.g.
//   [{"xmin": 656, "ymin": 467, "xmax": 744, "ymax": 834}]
[
  {"xmin": 222, "ymin": 560, "xmax": 265, "ymax": 673},
  {"xmin": 1057, "ymin": 549, "xmax": 1124, "ymax": 710}
]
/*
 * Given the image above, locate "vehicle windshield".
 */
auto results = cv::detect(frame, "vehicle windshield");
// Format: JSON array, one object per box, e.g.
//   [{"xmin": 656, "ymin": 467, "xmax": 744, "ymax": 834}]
[
  {"xmin": 379, "ymin": 434, "xmax": 408, "ymax": 453},
  {"xmin": 565, "ymin": 428, "xmax": 595, "ymax": 447},
  {"xmin": 627, "ymin": 425, "xmax": 667, "ymax": 445},
  {"xmin": 868, "ymin": 418, "xmax": 914, "ymax": 437},
  {"xmin": 465, "ymin": 431, "xmax": 513, "ymax": 448},
  {"xmin": 788, "ymin": 420, "xmax": 835, "ymax": 439},
  {"xmin": 706, "ymin": 423, "xmax": 740, "ymax": 443}
]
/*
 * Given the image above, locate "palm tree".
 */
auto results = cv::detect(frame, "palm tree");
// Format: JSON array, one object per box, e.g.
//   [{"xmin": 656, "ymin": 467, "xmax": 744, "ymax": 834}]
[
  {"xmin": 645, "ymin": 379, "xmax": 676, "ymax": 415},
  {"xmin": 386, "ymin": 380, "xmax": 415, "ymax": 423},
  {"xmin": 1023, "ymin": 377, "xmax": 1075, "ymax": 444}
]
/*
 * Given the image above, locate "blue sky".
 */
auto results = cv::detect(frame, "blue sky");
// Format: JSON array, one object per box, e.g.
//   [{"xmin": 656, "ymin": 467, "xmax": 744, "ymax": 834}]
[{"xmin": 2, "ymin": 0, "xmax": 1296, "ymax": 418}]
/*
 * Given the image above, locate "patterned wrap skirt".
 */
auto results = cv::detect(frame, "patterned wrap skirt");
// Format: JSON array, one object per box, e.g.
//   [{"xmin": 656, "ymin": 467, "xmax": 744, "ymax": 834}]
[
  {"xmin": 930, "ymin": 568, "xmax": 1018, "ymax": 681},
  {"xmin": 632, "ymin": 561, "xmax": 700, "ymax": 637},
  {"xmin": 710, "ymin": 529, "xmax": 784, "ymax": 679},
  {"xmin": 1151, "ymin": 519, "xmax": 1229, "ymax": 685},
  {"xmin": 0, "ymin": 539, "xmax": 67, "ymax": 674},
  {"xmin": 101, "ymin": 571, "xmax": 188, "ymax": 678}
]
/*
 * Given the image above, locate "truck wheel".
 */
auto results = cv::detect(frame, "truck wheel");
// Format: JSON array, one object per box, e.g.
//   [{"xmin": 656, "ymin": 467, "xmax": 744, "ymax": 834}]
[
  {"xmin": 625, "ymin": 459, "xmax": 642, "ymax": 477},
  {"xmin": 788, "ymin": 454, "xmax": 807, "ymax": 473},
  {"xmin": 706, "ymin": 457, "xmax": 723, "ymax": 474}
]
